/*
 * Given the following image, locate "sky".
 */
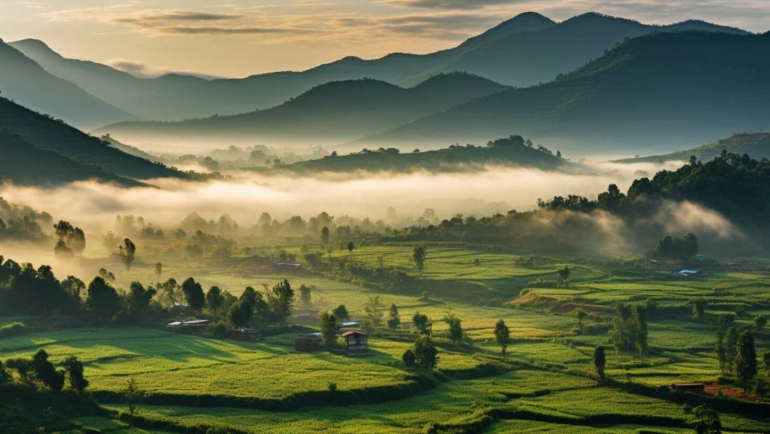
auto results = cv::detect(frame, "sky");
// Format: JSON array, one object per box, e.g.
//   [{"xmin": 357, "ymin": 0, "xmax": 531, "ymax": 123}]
[{"xmin": 1, "ymin": 0, "xmax": 769, "ymax": 78}]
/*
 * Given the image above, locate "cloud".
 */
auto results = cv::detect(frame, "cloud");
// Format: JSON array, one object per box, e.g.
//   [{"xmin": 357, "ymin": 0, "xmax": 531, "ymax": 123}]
[
  {"xmin": 17, "ymin": 1, "xmax": 47, "ymax": 9},
  {"xmin": 113, "ymin": 11, "xmax": 243, "ymax": 24},
  {"xmin": 107, "ymin": 59, "xmax": 222, "ymax": 79},
  {"xmin": 387, "ymin": 0, "xmax": 530, "ymax": 10}
]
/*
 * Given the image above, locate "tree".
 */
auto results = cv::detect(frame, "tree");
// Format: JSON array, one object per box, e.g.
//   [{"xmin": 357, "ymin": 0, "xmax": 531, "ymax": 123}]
[
  {"xmin": 119, "ymin": 238, "xmax": 136, "ymax": 273},
  {"xmin": 154, "ymin": 262, "xmax": 163, "ymax": 281},
  {"xmin": 413, "ymin": 246, "xmax": 427, "ymax": 273},
  {"xmin": 319, "ymin": 310, "xmax": 339, "ymax": 347},
  {"xmin": 494, "ymin": 320, "xmax": 510, "ymax": 359},
  {"xmin": 412, "ymin": 311, "xmax": 432, "ymax": 336},
  {"xmin": 32, "ymin": 350, "xmax": 65, "ymax": 392},
  {"xmin": 125, "ymin": 377, "xmax": 142, "ymax": 417},
  {"xmin": 715, "ymin": 331, "xmax": 728, "ymax": 375},
  {"xmin": 593, "ymin": 346, "xmax": 607, "ymax": 381},
  {"xmin": 206, "ymin": 286, "xmax": 225, "ymax": 312},
  {"xmin": 332, "ymin": 304, "xmax": 350, "ymax": 322},
  {"xmin": 299, "ymin": 284, "xmax": 312, "ymax": 307},
  {"xmin": 387, "ymin": 304, "xmax": 401, "ymax": 330},
  {"xmin": 347, "ymin": 241, "xmax": 355, "ymax": 255},
  {"xmin": 181, "ymin": 277, "xmax": 205, "ymax": 312},
  {"xmin": 755, "ymin": 315, "xmax": 767, "ymax": 331},
  {"xmin": 692, "ymin": 405, "xmax": 722, "ymax": 434},
  {"xmin": 0, "ymin": 360, "xmax": 9, "ymax": 384},
  {"xmin": 63, "ymin": 356, "xmax": 89, "ymax": 395},
  {"xmin": 724, "ymin": 327, "xmax": 738, "ymax": 373},
  {"xmin": 764, "ymin": 351, "xmax": 770, "ymax": 372},
  {"xmin": 54, "ymin": 239, "xmax": 74, "ymax": 261},
  {"xmin": 692, "ymin": 299, "xmax": 707, "ymax": 321},
  {"xmin": 574, "ymin": 309, "xmax": 588, "ymax": 331},
  {"xmin": 87, "ymin": 277, "xmax": 120, "ymax": 322},
  {"xmin": 125, "ymin": 282, "xmax": 157, "ymax": 322},
  {"xmin": 98, "ymin": 268, "xmax": 116, "ymax": 283},
  {"xmin": 321, "ymin": 226, "xmax": 330, "ymax": 246},
  {"xmin": 228, "ymin": 301, "xmax": 253, "ymax": 328},
  {"xmin": 266, "ymin": 280, "xmax": 294, "ymax": 323},
  {"xmin": 557, "ymin": 266, "xmax": 571, "ymax": 283},
  {"xmin": 364, "ymin": 295, "xmax": 385, "ymax": 326},
  {"xmin": 402, "ymin": 349, "xmax": 416, "ymax": 367},
  {"xmin": 413, "ymin": 336, "xmax": 438, "ymax": 371},
  {"xmin": 734, "ymin": 330, "xmax": 758, "ymax": 394},
  {"xmin": 632, "ymin": 305, "xmax": 648, "ymax": 359},
  {"xmin": 444, "ymin": 312, "xmax": 463, "ymax": 344}
]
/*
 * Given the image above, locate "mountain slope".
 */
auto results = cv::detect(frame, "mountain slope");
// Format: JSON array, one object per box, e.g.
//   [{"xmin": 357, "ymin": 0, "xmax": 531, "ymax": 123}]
[
  {"xmin": 9, "ymin": 39, "xmax": 207, "ymax": 121},
  {"xmin": 0, "ymin": 96, "xmax": 185, "ymax": 181},
  {"xmin": 352, "ymin": 32, "xmax": 770, "ymax": 155},
  {"xmin": 615, "ymin": 133, "xmax": 770, "ymax": 163},
  {"xmin": 14, "ymin": 12, "xmax": 745, "ymax": 123},
  {"xmin": 0, "ymin": 38, "xmax": 135, "ymax": 129},
  {"xmin": 95, "ymin": 73, "xmax": 507, "ymax": 147},
  {"xmin": 0, "ymin": 130, "xmax": 140, "ymax": 187}
]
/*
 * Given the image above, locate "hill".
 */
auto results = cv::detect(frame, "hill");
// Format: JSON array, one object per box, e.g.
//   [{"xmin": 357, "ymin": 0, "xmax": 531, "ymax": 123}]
[
  {"xmin": 352, "ymin": 32, "xmax": 770, "ymax": 155},
  {"xmin": 95, "ymin": 73, "xmax": 507, "ymax": 147},
  {"xmin": 0, "ymin": 38, "xmax": 135, "ymax": 129},
  {"xmin": 0, "ymin": 130, "xmax": 140, "ymax": 187},
  {"xmin": 267, "ymin": 136, "xmax": 568, "ymax": 174},
  {"xmin": 0, "ymin": 96, "xmax": 186, "ymax": 181},
  {"xmin": 11, "ymin": 13, "xmax": 746, "ymax": 122},
  {"xmin": 615, "ymin": 133, "xmax": 770, "ymax": 163}
]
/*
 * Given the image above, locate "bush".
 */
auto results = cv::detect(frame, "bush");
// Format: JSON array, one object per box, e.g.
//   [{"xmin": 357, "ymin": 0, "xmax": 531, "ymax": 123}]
[
  {"xmin": 327, "ymin": 382, "xmax": 338, "ymax": 392},
  {"xmin": 403, "ymin": 349, "xmax": 416, "ymax": 367},
  {"xmin": 211, "ymin": 322, "xmax": 228, "ymax": 339},
  {"xmin": 0, "ymin": 322, "xmax": 25, "ymax": 338}
]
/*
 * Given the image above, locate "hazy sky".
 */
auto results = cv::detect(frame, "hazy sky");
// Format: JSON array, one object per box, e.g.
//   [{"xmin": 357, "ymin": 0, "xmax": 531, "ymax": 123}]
[{"xmin": 1, "ymin": 0, "xmax": 768, "ymax": 78}]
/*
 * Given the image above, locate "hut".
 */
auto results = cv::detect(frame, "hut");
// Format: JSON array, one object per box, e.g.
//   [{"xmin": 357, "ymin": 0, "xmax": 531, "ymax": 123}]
[
  {"xmin": 342, "ymin": 331, "xmax": 368, "ymax": 352},
  {"xmin": 295, "ymin": 332, "xmax": 322, "ymax": 352},
  {"xmin": 230, "ymin": 328, "xmax": 262, "ymax": 342}
]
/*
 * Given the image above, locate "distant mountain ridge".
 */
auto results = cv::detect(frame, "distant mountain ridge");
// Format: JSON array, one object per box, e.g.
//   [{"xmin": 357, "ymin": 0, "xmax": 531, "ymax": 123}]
[
  {"xmin": 9, "ymin": 12, "xmax": 749, "ymax": 123},
  {"xmin": 94, "ymin": 73, "xmax": 507, "ymax": 147},
  {"xmin": 615, "ymin": 133, "xmax": 770, "ymax": 163},
  {"xmin": 0, "ymin": 38, "xmax": 135, "ymax": 129},
  {"xmin": 351, "ymin": 31, "xmax": 770, "ymax": 155}
]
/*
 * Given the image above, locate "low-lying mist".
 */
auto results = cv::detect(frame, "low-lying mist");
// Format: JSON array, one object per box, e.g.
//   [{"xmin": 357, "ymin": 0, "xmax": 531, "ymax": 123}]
[{"xmin": 0, "ymin": 165, "xmax": 661, "ymax": 232}]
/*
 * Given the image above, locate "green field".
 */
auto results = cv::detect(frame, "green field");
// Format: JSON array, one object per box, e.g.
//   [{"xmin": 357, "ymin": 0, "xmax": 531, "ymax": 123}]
[{"xmin": 2, "ymin": 241, "xmax": 770, "ymax": 433}]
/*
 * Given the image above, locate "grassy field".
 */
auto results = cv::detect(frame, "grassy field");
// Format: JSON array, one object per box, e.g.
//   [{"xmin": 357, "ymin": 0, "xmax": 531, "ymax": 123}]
[{"xmin": 3, "ymin": 241, "xmax": 770, "ymax": 433}]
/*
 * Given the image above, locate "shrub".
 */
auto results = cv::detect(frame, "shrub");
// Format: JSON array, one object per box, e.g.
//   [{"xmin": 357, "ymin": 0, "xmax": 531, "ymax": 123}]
[
  {"xmin": 211, "ymin": 322, "xmax": 228, "ymax": 339},
  {"xmin": 403, "ymin": 349, "xmax": 416, "ymax": 367},
  {"xmin": 327, "ymin": 382, "xmax": 338, "ymax": 392},
  {"xmin": 0, "ymin": 322, "xmax": 25, "ymax": 338}
]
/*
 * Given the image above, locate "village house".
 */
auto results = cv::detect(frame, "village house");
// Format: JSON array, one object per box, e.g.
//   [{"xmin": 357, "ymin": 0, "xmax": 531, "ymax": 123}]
[
  {"xmin": 295, "ymin": 332, "xmax": 322, "ymax": 352},
  {"xmin": 342, "ymin": 330, "xmax": 368, "ymax": 353}
]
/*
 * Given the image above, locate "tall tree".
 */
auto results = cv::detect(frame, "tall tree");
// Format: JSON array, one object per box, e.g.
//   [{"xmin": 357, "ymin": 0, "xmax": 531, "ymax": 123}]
[
  {"xmin": 320, "ymin": 226, "xmax": 330, "ymax": 246},
  {"xmin": 181, "ymin": 277, "xmax": 205, "ymax": 312},
  {"xmin": 206, "ymin": 286, "xmax": 225, "ymax": 312},
  {"xmin": 755, "ymin": 315, "xmax": 767, "ymax": 331},
  {"xmin": 63, "ymin": 356, "xmax": 89, "ymax": 395},
  {"xmin": 413, "ymin": 246, "xmax": 427, "ymax": 273},
  {"xmin": 0, "ymin": 360, "xmax": 9, "ymax": 384},
  {"xmin": 692, "ymin": 299, "xmax": 707, "ymax": 321},
  {"xmin": 387, "ymin": 303, "xmax": 401, "ymax": 330},
  {"xmin": 594, "ymin": 346, "xmax": 607, "ymax": 381},
  {"xmin": 725, "ymin": 327, "xmax": 738, "ymax": 373},
  {"xmin": 632, "ymin": 305, "xmax": 648, "ymax": 359},
  {"xmin": 32, "ymin": 350, "xmax": 65, "ymax": 392},
  {"xmin": 347, "ymin": 241, "xmax": 355, "ymax": 255},
  {"xmin": 228, "ymin": 301, "xmax": 253, "ymax": 328},
  {"xmin": 125, "ymin": 282, "xmax": 157, "ymax": 322},
  {"xmin": 87, "ymin": 276, "xmax": 120, "ymax": 322},
  {"xmin": 119, "ymin": 238, "xmax": 137, "ymax": 273},
  {"xmin": 715, "ymin": 331, "xmax": 728, "ymax": 375},
  {"xmin": 494, "ymin": 319, "xmax": 510, "ymax": 359},
  {"xmin": 154, "ymin": 262, "xmax": 163, "ymax": 281},
  {"xmin": 266, "ymin": 280, "xmax": 294, "ymax": 323},
  {"xmin": 364, "ymin": 295, "xmax": 385, "ymax": 326},
  {"xmin": 332, "ymin": 304, "xmax": 350, "ymax": 322},
  {"xmin": 299, "ymin": 284, "xmax": 312, "ymax": 307},
  {"xmin": 444, "ymin": 312, "xmax": 463, "ymax": 345},
  {"xmin": 319, "ymin": 310, "xmax": 340, "ymax": 347},
  {"xmin": 692, "ymin": 405, "xmax": 722, "ymax": 434},
  {"xmin": 412, "ymin": 311, "xmax": 432, "ymax": 336},
  {"xmin": 413, "ymin": 335, "xmax": 438, "ymax": 371},
  {"xmin": 734, "ymin": 330, "xmax": 758, "ymax": 394},
  {"xmin": 574, "ymin": 309, "xmax": 588, "ymax": 332}
]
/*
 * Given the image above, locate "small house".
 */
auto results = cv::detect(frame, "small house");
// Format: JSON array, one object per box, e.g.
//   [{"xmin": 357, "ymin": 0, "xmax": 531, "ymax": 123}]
[
  {"xmin": 342, "ymin": 331, "xmax": 368, "ymax": 352},
  {"xmin": 340, "ymin": 321, "xmax": 361, "ymax": 329},
  {"xmin": 230, "ymin": 328, "xmax": 262, "ymax": 342},
  {"xmin": 182, "ymin": 319, "xmax": 211, "ymax": 327},
  {"xmin": 678, "ymin": 269, "xmax": 712, "ymax": 278},
  {"xmin": 295, "ymin": 332, "xmax": 322, "ymax": 352}
]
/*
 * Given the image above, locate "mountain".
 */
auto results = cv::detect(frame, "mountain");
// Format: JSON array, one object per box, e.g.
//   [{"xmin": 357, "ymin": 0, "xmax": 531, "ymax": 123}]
[
  {"xmin": 264, "ymin": 136, "xmax": 568, "ymax": 175},
  {"xmin": 351, "ymin": 32, "xmax": 770, "ymax": 155},
  {"xmin": 615, "ymin": 133, "xmax": 770, "ymax": 163},
  {"xmin": 0, "ymin": 130, "xmax": 140, "ymax": 187},
  {"xmin": 11, "ymin": 13, "xmax": 746, "ymax": 123},
  {"xmin": 94, "ymin": 73, "xmax": 507, "ymax": 148},
  {"xmin": 0, "ymin": 38, "xmax": 135, "ymax": 130},
  {"xmin": 0, "ymin": 96, "xmax": 186, "ymax": 181}
]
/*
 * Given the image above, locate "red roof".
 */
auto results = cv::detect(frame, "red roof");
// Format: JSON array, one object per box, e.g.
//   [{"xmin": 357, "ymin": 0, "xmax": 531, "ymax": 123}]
[{"xmin": 341, "ymin": 331, "xmax": 367, "ymax": 337}]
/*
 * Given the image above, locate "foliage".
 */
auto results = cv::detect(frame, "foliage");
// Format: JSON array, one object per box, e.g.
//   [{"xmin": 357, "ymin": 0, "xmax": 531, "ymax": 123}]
[
  {"xmin": 593, "ymin": 346, "xmax": 606, "ymax": 381},
  {"xmin": 62, "ymin": 356, "xmax": 89, "ymax": 395},
  {"xmin": 332, "ymin": 305, "xmax": 350, "ymax": 322},
  {"xmin": 412, "ymin": 311, "xmax": 432, "ymax": 336},
  {"xmin": 207, "ymin": 286, "xmax": 225, "ymax": 312},
  {"xmin": 87, "ymin": 276, "xmax": 120, "ymax": 322},
  {"xmin": 364, "ymin": 295, "xmax": 385, "ymax": 326},
  {"xmin": 402, "ymin": 349, "xmax": 416, "ymax": 367},
  {"xmin": 413, "ymin": 246, "xmax": 427, "ymax": 273},
  {"xmin": 228, "ymin": 301, "xmax": 253, "ymax": 328},
  {"xmin": 494, "ymin": 319, "xmax": 510, "ymax": 359},
  {"xmin": 32, "ymin": 350, "xmax": 65, "ymax": 392},
  {"xmin": 692, "ymin": 405, "xmax": 722, "ymax": 434},
  {"xmin": 319, "ymin": 311, "xmax": 339, "ymax": 347},
  {"xmin": 118, "ymin": 238, "xmax": 137, "ymax": 273},
  {"xmin": 444, "ymin": 312, "xmax": 463, "ymax": 344},
  {"xmin": 611, "ymin": 304, "xmax": 648, "ymax": 358},
  {"xmin": 413, "ymin": 335, "xmax": 438, "ymax": 371},
  {"xmin": 299, "ymin": 284, "xmax": 312, "ymax": 307},
  {"xmin": 182, "ymin": 278, "xmax": 206, "ymax": 312},
  {"xmin": 265, "ymin": 280, "xmax": 294, "ymax": 324},
  {"xmin": 387, "ymin": 303, "xmax": 401, "ymax": 330},
  {"xmin": 734, "ymin": 330, "xmax": 757, "ymax": 393}
]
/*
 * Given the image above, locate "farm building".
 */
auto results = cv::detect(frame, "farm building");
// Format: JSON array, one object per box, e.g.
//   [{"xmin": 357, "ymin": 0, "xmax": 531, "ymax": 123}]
[
  {"xmin": 342, "ymin": 331, "xmax": 368, "ymax": 352},
  {"xmin": 229, "ymin": 328, "xmax": 262, "ymax": 342},
  {"xmin": 340, "ymin": 321, "xmax": 361, "ymax": 329},
  {"xmin": 295, "ymin": 332, "xmax": 322, "ymax": 352}
]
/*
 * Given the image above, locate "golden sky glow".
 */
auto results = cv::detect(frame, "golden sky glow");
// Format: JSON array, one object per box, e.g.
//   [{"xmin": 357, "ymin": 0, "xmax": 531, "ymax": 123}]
[{"xmin": 2, "ymin": 0, "xmax": 769, "ymax": 78}]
